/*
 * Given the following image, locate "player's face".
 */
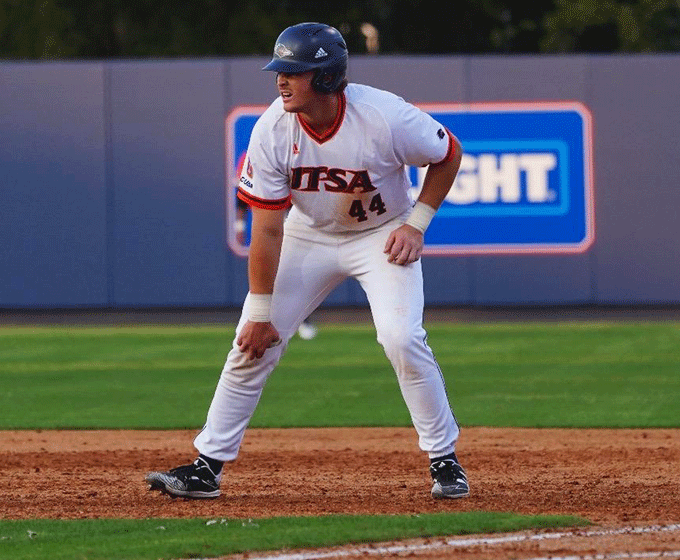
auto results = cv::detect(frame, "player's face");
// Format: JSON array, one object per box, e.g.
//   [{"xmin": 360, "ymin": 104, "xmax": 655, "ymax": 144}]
[{"xmin": 276, "ymin": 71, "xmax": 317, "ymax": 113}]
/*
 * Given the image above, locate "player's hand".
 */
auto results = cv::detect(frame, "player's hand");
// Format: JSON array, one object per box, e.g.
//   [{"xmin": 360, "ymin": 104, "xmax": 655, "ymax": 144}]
[
  {"xmin": 384, "ymin": 224, "xmax": 424, "ymax": 265},
  {"xmin": 237, "ymin": 320, "xmax": 281, "ymax": 360}
]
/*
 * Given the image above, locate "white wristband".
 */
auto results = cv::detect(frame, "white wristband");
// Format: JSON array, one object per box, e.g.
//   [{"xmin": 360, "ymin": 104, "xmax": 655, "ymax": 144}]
[
  {"xmin": 248, "ymin": 293, "xmax": 272, "ymax": 322},
  {"xmin": 405, "ymin": 201, "xmax": 436, "ymax": 233}
]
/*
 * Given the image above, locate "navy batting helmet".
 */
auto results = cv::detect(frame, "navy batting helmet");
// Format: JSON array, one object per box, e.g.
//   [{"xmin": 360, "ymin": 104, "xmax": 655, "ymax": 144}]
[{"xmin": 263, "ymin": 22, "xmax": 348, "ymax": 94}]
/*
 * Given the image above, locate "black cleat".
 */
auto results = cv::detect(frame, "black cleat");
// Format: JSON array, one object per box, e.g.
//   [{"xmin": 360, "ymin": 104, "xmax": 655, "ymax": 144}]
[
  {"xmin": 429, "ymin": 453, "xmax": 470, "ymax": 499},
  {"xmin": 145, "ymin": 457, "xmax": 221, "ymax": 499}
]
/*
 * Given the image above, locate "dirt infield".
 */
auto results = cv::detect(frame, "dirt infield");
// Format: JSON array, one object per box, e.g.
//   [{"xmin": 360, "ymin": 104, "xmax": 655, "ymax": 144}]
[{"xmin": 1, "ymin": 427, "xmax": 679, "ymax": 558}]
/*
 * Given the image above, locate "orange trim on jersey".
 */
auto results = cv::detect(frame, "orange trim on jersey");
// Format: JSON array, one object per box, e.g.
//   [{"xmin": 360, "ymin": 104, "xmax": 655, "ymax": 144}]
[
  {"xmin": 430, "ymin": 128, "xmax": 457, "ymax": 167},
  {"xmin": 297, "ymin": 92, "xmax": 346, "ymax": 144},
  {"xmin": 237, "ymin": 187, "xmax": 292, "ymax": 210}
]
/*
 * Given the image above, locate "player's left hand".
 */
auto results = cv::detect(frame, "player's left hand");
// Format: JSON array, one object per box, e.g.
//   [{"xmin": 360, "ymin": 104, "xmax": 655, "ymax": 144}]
[
  {"xmin": 237, "ymin": 320, "xmax": 281, "ymax": 360},
  {"xmin": 384, "ymin": 224, "xmax": 424, "ymax": 265}
]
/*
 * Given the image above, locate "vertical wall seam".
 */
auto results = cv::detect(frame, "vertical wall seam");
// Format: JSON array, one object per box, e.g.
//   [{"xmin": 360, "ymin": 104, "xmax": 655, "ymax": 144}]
[
  {"xmin": 223, "ymin": 59, "xmax": 233, "ymax": 306},
  {"xmin": 103, "ymin": 63, "xmax": 115, "ymax": 307},
  {"xmin": 585, "ymin": 57, "xmax": 598, "ymax": 304}
]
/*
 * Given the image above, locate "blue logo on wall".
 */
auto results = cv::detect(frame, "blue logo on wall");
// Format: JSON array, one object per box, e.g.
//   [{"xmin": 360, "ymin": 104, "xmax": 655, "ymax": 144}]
[{"xmin": 226, "ymin": 102, "xmax": 594, "ymax": 256}]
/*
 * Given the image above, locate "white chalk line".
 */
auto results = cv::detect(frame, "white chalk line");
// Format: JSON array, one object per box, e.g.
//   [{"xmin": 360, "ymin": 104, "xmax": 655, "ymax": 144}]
[
  {"xmin": 528, "ymin": 552, "xmax": 680, "ymax": 560},
  {"xmin": 213, "ymin": 523, "xmax": 680, "ymax": 560}
]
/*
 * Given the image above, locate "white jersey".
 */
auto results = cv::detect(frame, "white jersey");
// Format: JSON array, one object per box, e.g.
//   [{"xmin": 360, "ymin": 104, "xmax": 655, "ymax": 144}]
[{"xmin": 237, "ymin": 83, "xmax": 456, "ymax": 233}]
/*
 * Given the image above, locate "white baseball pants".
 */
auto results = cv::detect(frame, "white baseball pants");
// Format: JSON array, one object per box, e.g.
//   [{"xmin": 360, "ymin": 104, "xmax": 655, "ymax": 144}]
[{"xmin": 194, "ymin": 216, "xmax": 460, "ymax": 462}]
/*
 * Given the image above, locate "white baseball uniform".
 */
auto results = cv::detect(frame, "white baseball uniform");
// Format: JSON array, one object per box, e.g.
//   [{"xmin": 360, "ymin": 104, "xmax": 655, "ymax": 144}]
[{"xmin": 194, "ymin": 83, "xmax": 460, "ymax": 463}]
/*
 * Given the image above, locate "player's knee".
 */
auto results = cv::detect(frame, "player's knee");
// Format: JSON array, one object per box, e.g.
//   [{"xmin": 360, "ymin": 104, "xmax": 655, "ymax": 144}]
[{"xmin": 377, "ymin": 327, "xmax": 419, "ymax": 363}]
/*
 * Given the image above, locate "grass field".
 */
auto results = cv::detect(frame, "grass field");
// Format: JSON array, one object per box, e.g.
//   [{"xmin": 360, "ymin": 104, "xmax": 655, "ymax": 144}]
[
  {"xmin": 0, "ymin": 513, "xmax": 587, "ymax": 560},
  {"xmin": 0, "ymin": 319, "xmax": 678, "ymax": 560},
  {"xmin": 0, "ymin": 321, "xmax": 678, "ymax": 429}
]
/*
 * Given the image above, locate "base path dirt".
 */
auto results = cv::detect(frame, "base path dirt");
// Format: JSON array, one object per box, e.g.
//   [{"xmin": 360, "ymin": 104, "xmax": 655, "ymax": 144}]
[{"xmin": 1, "ymin": 427, "xmax": 679, "ymax": 558}]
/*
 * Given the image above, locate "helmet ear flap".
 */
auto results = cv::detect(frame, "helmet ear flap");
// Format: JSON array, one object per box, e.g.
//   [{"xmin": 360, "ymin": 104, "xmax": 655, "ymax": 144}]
[
  {"xmin": 312, "ymin": 68, "xmax": 339, "ymax": 94},
  {"xmin": 311, "ymin": 69, "xmax": 327, "ymax": 93}
]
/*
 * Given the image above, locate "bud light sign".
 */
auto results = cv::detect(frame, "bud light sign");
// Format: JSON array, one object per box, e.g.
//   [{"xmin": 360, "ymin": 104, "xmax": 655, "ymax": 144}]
[{"xmin": 226, "ymin": 101, "xmax": 594, "ymax": 256}]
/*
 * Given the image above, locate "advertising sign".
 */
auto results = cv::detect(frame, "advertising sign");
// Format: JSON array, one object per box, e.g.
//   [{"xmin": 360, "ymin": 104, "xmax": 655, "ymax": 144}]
[{"xmin": 226, "ymin": 101, "xmax": 594, "ymax": 256}]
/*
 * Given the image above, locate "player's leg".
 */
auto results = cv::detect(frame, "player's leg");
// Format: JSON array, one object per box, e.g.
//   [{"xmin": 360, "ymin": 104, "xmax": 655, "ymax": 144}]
[
  {"xmin": 347, "ymin": 222, "xmax": 468, "ymax": 498},
  {"xmin": 195, "ymin": 231, "xmax": 343, "ymax": 462},
  {"xmin": 146, "ymin": 231, "xmax": 344, "ymax": 498}
]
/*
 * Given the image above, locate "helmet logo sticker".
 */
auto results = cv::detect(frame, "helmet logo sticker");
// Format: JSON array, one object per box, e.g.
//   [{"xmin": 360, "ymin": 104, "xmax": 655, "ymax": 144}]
[
  {"xmin": 274, "ymin": 43, "xmax": 294, "ymax": 58},
  {"xmin": 314, "ymin": 47, "xmax": 328, "ymax": 59}
]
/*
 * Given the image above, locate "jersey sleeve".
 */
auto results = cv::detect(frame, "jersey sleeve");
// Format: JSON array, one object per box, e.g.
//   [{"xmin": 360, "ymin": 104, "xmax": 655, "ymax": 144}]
[
  {"xmin": 388, "ymin": 98, "xmax": 457, "ymax": 168},
  {"xmin": 236, "ymin": 111, "xmax": 292, "ymax": 210}
]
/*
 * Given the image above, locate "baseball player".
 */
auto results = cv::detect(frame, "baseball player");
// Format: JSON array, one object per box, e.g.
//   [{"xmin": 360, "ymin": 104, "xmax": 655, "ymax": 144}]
[{"xmin": 146, "ymin": 22, "xmax": 468, "ymax": 500}]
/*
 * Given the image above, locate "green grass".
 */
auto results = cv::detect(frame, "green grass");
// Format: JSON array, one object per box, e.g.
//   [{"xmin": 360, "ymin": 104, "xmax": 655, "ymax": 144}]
[
  {"xmin": 0, "ymin": 321, "xmax": 678, "ymax": 429},
  {"xmin": 0, "ymin": 512, "xmax": 587, "ymax": 560}
]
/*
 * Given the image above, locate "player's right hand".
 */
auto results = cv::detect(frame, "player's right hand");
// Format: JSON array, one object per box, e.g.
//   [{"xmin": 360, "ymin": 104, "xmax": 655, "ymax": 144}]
[
  {"xmin": 237, "ymin": 320, "xmax": 281, "ymax": 360},
  {"xmin": 384, "ymin": 224, "xmax": 424, "ymax": 265}
]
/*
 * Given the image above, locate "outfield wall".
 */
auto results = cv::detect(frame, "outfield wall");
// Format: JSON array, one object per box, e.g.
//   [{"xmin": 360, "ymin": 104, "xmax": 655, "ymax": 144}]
[{"xmin": 1, "ymin": 55, "xmax": 679, "ymax": 308}]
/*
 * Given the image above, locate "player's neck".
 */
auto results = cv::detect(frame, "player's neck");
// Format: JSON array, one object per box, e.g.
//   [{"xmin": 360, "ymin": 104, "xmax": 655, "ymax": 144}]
[{"xmin": 297, "ymin": 93, "xmax": 340, "ymax": 136}]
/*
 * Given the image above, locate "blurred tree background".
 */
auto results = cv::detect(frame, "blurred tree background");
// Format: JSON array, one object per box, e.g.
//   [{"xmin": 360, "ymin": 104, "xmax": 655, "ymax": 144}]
[{"xmin": 1, "ymin": 0, "xmax": 680, "ymax": 59}]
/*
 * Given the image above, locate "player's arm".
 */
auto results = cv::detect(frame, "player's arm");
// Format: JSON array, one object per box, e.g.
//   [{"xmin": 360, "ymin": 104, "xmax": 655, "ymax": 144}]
[
  {"xmin": 237, "ymin": 206, "xmax": 287, "ymax": 360},
  {"xmin": 385, "ymin": 134, "xmax": 463, "ymax": 265},
  {"xmin": 416, "ymin": 134, "xmax": 463, "ymax": 211}
]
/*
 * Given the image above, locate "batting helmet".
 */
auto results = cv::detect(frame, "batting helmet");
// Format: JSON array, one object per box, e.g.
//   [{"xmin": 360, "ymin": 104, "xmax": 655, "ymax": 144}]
[{"xmin": 263, "ymin": 22, "xmax": 348, "ymax": 94}]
